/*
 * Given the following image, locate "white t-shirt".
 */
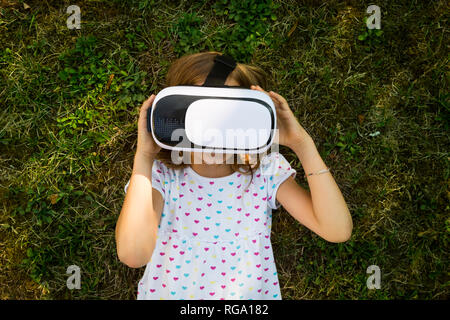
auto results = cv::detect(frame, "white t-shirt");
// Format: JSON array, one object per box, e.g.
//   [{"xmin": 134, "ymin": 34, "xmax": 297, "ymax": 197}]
[{"xmin": 124, "ymin": 151, "xmax": 296, "ymax": 300}]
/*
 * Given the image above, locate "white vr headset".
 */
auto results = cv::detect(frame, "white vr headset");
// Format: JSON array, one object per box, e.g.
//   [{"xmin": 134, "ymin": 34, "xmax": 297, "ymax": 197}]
[{"xmin": 148, "ymin": 54, "xmax": 277, "ymax": 154}]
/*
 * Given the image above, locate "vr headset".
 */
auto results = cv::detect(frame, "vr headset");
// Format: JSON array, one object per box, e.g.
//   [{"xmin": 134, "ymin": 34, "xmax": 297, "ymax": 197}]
[{"xmin": 148, "ymin": 54, "xmax": 277, "ymax": 154}]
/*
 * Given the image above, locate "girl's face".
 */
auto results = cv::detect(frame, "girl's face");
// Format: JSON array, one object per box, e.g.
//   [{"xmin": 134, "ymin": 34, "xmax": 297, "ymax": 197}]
[{"xmin": 191, "ymin": 151, "xmax": 234, "ymax": 165}]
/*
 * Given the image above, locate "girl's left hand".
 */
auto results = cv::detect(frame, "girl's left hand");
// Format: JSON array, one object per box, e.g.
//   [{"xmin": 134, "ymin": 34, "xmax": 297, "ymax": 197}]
[{"xmin": 250, "ymin": 85, "xmax": 311, "ymax": 148}]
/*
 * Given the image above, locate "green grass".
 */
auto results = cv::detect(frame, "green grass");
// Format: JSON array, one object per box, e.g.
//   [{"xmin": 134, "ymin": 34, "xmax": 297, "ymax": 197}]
[{"xmin": 0, "ymin": 0, "xmax": 448, "ymax": 299}]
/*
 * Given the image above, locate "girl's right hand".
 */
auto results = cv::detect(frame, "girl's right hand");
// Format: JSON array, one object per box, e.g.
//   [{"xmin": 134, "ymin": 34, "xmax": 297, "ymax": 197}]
[{"xmin": 136, "ymin": 94, "xmax": 161, "ymax": 158}]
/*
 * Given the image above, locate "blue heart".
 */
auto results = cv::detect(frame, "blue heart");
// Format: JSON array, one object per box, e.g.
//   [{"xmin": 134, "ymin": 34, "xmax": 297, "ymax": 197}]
[
  {"xmin": 171, "ymin": 291, "xmax": 176, "ymax": 295},
  {"xmin": 219, "ymin": 188, "xmax": 224, "ymax": 192},
  {"xmin": 229, "ymin": 182, "xmax": 234, "ymax": 185},
  {"xmin": 185, "ymin": 260, "xmax": 191, "ymax": 264}
]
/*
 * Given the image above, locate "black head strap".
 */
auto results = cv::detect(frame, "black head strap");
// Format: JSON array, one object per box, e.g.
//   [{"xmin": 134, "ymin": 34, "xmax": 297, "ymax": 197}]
[{"xmin": 202, "ymin": 54, "xmax": 237, "ymax": 87}]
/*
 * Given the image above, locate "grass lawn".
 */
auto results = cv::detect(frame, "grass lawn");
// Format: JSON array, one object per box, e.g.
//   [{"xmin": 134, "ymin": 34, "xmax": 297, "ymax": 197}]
[{"xmin": 0, "ymin": 0, "xmax": 448, "ymax": 299}]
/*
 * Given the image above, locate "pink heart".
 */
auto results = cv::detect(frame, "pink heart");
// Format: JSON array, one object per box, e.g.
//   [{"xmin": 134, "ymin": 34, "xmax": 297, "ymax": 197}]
[
  {"xmin": 159, "ymin": 252, "xmax": 165, "ymax": 256},
  {"xmin": 221, "ymin": 285, "xmax": 226, "ymax": 289},
  {"xmin": 245, "ymin": 213, "xmax": 250, "ymax": 217},
  {"xmin": 179, "ymin": 251, "xmax": 185, "ymax": 255},
  {"xmin": 257, "ymin": 276, "xmax": 262, "ymax": 280},
  {"xmin": 222, "ymin": 259, "xmax": 226, "ymax": 263},
  {"xmin": 204, "ymin": 247, "xmax": 209, "ymax": 251},
  {"xmin": 173, "ymin": 245, "xmax": 178, "ymax": 249},
  {"xmin": 231, "ymin": 252, "xmax": 236, "ymax": 256},
  {"xmin": 150, "ymin": 289, "xmax": 155, "ymax": 293},
  {"xmin": 273, "ymin": 282, "xmax": 278, "ymax": 286},
  {"xmin": 210, "ymin": 266, "xmax": 216, "ymax": 270},
  {"xmin": 192, "ymin": 232, "xmax": 198, "ymax": 236},
  {"xmin": 221, "ymin": 272, "xmax": 226, "ymax": 276},
  {"xmin": 237, "ymin": 220, "xmax": 241, "ymax": 224},
  {"xmin": 256, "ymin": 264, "xmax": 261, "ymax": 268},
  {"xmin": 252, "ymin": 239, "xmax": 256, "ymax": 243},
  {"xmin": 180, "ymin": 194, "xmax": 184, "ymax": 197},
  {"xmin": 166, "ymin": 269, "xmax": 170, "ymax": 273},
  {"xmin": 173, "ymin": 277, "xmax": 179, "ymax": 281},
  {"xmin": 231, "ymin": 278, "xmax": 236, "ymax": 282},
  {"xmin": 198, "ymin": 185, "xmax": 203, "ymax": 189},
  {"xmin": 262, "ymin": 197, "xmax": 267, "ymax": 200},
  {"xmin": 185, "ymin": 212, "xmax": 190, "ymax": 216},
  {"xmin": 181, "ymin": 182, "xmax": 186, "ymax": 186},
  {"xmin": 221, "ymin": 247, "xmax": 226, "ymax": 251},
  {"xmin": 198, "ymin": 197, "xmax": 203, "ymax": 201},
  {"xmin": 209, "ymin": 292, "xmax": 215, "ymax": 296},
  {"xmin": 156, "ymin": 264, "xmax": 162, "ymax": 268},
  {"xmin": 153, "ymin": 277, "xmax": 158, "ymax": 280},
  {"xmin": 253, "ymin": 193, "xmax": 258, "ymax": 196},
  {"xmin": 200, "ymin": 286, "xmax": 205, "ymax": 290},
  {"xmin": 194, "ymin": 220, "xmax": 199, "ymax": 224},
  {"xmin": 207, "ymin": 203, "xmax": 212, "ymax": 207},
  {"xmin": 162, "ymin": 284, "xmax": 166, "ymax": 288},
  {"xmin": 237, "ymin": 208, "xmax": 242, "ymax": 211},
  {"xmin": 235, "ymin": 233, "xmax": 239, "ymax": 237},
  {"xmin": 169, "ymin": 257, "xmax": 174, "ymax": 261},
  {"xmin": 196, "ymin": 208, "xmax": 201, "ymax": 211},
  {"xmin": 255, "ymin": 218, "xmax": 260, "ymax": 222},
  {"xmin": 209, "ymin": 181, "xmax": 214, "ymax": 185},
  {"xmin": 237, "ymin": 195, "xmax": 242, "ymax": 199},
  {"xmin": 204, "ymin": 227, "xmax": 209, "ymax": 231},
  {"xmin": 254, "ymin": 252, "xmax": 259, "ymax": 256},
  {"xmin": 255, "ymin": 205, "xmax": 260, "ymax": 209}
]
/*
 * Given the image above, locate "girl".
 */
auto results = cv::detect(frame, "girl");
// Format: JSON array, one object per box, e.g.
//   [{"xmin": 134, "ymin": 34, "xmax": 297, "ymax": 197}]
[{"xmin": 116, "ymin": 52, "xmax": 353, "ymax": 300}]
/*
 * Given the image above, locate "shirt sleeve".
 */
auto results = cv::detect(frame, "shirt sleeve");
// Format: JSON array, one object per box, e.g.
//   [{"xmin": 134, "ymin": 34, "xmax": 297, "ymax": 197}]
[
  {"xmin": 123, "ymin": 159, "xmax": 166, "ymax": 199},
  {"xmin": 261, "ymin": 151, "xmax": 297, "ymax": 210}
]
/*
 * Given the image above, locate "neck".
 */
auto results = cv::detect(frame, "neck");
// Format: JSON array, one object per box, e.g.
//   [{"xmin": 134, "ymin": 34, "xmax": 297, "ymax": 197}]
[{"xmin": 190, "ymin": 163, "xmax": 234, "ymax": 179}]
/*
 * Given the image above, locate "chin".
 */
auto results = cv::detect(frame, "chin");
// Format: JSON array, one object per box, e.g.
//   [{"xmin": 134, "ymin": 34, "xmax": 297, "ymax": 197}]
[{"xmin": 202, "ymin": 152, "xmax": 233, "ymax": 165}]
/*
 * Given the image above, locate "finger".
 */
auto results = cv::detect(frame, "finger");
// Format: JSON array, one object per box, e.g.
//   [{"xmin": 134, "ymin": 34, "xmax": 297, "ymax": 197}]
[
  {"xmin": 269, "ymin": 91, "xmax": 287, "ymax": 106},
  {"xmin": 251, "ymin": 85, "xmax": 282, "ymax": 110},
  {"xmin": 140, "ymin": 94, "xmax": 155, "ymax": 114}
]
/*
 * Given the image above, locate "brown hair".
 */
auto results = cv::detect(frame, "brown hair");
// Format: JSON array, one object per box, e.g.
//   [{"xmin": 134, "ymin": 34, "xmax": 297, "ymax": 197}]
[{"xmin": 155, "ymin": 51, "xmax": 269, "ymax": 189}]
